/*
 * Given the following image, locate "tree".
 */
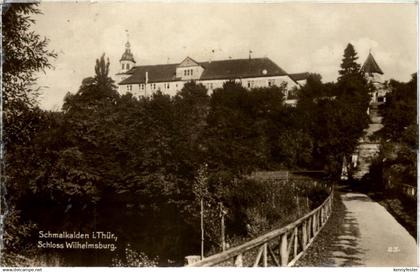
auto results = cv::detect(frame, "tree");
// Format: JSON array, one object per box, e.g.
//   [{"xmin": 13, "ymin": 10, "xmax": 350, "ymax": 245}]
[
  {"xmin": 374, "ymin": 74, "xmax": 418, "ymax": 188},
  {"xmin": 2, "ymin": 3, "xmax": 56, "ymax": 148},
  {"xmin": 338, "ymin": 43, "xmax": 361, "ymax": 81},
  {"xmin": 204, "ymin": 81, "xmax": 261, "ymax": 173},
  {"xmin": 381, "ymin": 74, "xmax": 417, "ymax": 141},
  {"xmin": 2, "ymin": 3, "xmax": 56, "ymax": 260},
  {"xmin": 63, "ymin": 54, "xmax": 118, "ymax": 114},
  {"xmin": 292, "ymin": 47, "xmax": 370, "ymax": 175}
]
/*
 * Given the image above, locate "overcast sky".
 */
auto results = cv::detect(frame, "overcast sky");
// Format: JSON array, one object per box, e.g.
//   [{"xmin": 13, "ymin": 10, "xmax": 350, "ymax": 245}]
[{"xmin": 32, "ymin": 1, "xmax": 417, "ymax": 110}]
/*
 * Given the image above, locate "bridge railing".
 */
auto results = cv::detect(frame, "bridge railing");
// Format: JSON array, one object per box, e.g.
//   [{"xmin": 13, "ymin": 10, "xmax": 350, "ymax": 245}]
[{"xmin": 187, "ymin": 186, "xmax": 334, "ymax": 267}]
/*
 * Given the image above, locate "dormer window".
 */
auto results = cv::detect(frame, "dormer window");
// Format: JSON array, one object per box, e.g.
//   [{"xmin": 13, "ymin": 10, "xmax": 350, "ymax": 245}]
[{"xmin": 176, "ymin": 57, "xmax": 205, "ymax": 80}]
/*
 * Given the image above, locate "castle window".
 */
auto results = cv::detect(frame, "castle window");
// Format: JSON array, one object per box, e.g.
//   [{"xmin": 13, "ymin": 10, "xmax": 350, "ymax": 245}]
[
  {"xmin": 122, "ymin": 64, "xmax": 125, "ymax": 70},
  {"xmin": 127, "ymin": 64, "xmax": 130, "ymax": 70},
  {"xmin": 190, "ymin": 69, "xmax": 193, "ymax": 76},
  {"xmin": 268, "ymin": 79, "xmax": 275, "ymax": 87},
  {"xmin": 139, "ymin": 84, "xmax": 144, "ymax": 90},
  {"xmin": 126, "ymin": 85, "xmax": 132, "ymax": 91}
]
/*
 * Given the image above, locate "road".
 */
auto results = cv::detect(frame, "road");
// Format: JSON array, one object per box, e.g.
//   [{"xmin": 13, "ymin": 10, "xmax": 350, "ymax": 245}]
[{"xmin": 296, "ymin": 186, "xmax": 418, "ymax": 267}]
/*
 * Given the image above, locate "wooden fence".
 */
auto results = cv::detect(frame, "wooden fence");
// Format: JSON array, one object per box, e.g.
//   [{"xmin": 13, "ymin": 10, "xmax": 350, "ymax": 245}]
[{"xmin": 187, "ymin": 186, "xmax": 334, "ymax": 267}]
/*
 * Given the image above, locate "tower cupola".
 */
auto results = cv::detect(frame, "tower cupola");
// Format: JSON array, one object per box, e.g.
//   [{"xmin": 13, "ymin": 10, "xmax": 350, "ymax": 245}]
[{"xmin": 119, "ymin": 34, "xmax": 136, "ymax": 73}]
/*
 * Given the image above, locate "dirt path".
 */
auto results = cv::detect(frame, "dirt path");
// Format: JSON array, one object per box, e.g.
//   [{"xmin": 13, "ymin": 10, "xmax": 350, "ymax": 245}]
[{"xmin": 296, "ymin": 185, "xmax": 418, "ymax": 267}]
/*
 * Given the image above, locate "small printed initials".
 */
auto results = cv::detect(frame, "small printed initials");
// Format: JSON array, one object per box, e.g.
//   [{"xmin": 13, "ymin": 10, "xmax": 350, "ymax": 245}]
[{"xmin": 387, "ymin": 246, "xmax": 400, "ymax": 253}]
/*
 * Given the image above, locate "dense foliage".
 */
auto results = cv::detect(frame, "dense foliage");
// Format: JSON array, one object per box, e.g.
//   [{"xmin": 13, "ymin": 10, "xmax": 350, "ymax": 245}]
[
  {"xmin": 296, "ymin": 43, "xmax": 370, "ymax": 175},
  {"xmin": 367, "ymin": 74, "xmax": 417, "ymax": 189},
  {"xmin": 1, "ymin": 3, "xmax": 57, "ymax": 259}
]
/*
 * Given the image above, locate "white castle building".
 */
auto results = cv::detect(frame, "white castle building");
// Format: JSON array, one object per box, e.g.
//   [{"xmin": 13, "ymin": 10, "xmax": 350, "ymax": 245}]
[{"xmin": 115, "ymin": 40, "xmax": 308, "ymax": 98}]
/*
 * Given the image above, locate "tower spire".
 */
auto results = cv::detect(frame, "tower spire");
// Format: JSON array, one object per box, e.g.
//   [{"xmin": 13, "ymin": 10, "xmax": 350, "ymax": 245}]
[
  {"xmin": 125, "ymin": 29, "xmax": 131, "ymax": 50},
  {"xmin": 120, "ymin": 30, "xmax": 135, "ymax": 64}
]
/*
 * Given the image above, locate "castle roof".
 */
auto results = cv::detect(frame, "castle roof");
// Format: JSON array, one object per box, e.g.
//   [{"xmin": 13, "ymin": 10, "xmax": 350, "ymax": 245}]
[
  {"xmin": 361, "ymin": 52, "xmax": 383, "ymax": 75},
  {"xmin": 119, "ymin": 57, "xmax": 289, "ymax": 85},
  {"xmin": 121, "ymin": 63, "xmax": 179, "ymax": 84}
]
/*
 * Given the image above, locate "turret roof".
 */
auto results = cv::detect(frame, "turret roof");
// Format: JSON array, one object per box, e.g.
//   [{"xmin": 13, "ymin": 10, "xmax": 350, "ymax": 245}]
[
  {"xmin": 361, "ymin": 52, "xmax": 383, "ymax": 75},
  {"xmin": 120, "ymin": 41, "xmax": 136, "ymax": 63}
]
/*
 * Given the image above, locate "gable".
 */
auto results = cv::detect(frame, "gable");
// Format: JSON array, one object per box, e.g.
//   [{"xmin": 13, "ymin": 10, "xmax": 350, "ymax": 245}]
[{"xmin": 178, "ymin": 57, "xmax": 200, "ymax": 68}]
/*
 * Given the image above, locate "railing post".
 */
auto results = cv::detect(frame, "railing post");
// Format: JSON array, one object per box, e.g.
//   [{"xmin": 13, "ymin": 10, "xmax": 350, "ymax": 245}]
[
  {"xmin": 312, "ymin": 214, "xmax": 316, "ymax": 235},
  {"xmin": 307, "ymin": 216, "xmax": 312, "ymax": 240},
  {"xmin": 253, "ymin": 245, "xmax": 264, "ymax": 267},
  {"xmin": 293, "ymin": 227, "xmax": 298, "ymax": 258},
  {"xmin": 324, "ymin": 205, "xmax": 327, "ymax": 222},
  {"xmin": 234, "ymin": 254, "xmax": 243, "ymax": 267},
  {"xmin": 301, "ymin": 221, "xmax": 307, "ymax": 249},
  {"xmin": 263, "ymin": 243, "xmax": 268, "ymax": 267},
  {"xmin": 327, "ymin": 201, "xmax": 330, "ymax": 216},
  {"xmin": 280, "ymin": 233, "xmax": 288, "ymax": 266}
]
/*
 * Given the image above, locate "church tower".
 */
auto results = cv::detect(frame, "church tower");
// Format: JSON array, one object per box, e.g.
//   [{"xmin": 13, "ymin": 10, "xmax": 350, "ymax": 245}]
[
  {"xmin": 115, "ymin": 33, "xmax": 136, "ymax": 84},
  {"xmin": 120, "ymin": 40, "xmax": 136, "ymax": 73},
  {"xmin": 361, "ymin": 51, "xmax": 387, "ymax": 103}
]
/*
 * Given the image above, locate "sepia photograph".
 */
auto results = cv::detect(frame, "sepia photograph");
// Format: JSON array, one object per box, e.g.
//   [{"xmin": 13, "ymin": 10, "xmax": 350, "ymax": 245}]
[{"xmin": 0, "ymin": 0, "xmax": 418, "ymax": 268}]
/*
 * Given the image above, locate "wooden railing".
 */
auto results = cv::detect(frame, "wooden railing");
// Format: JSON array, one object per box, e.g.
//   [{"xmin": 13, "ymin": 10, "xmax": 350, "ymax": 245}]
[{"xmin": 187, "ymin": 186, "xmax": 334, "ymax": 267}]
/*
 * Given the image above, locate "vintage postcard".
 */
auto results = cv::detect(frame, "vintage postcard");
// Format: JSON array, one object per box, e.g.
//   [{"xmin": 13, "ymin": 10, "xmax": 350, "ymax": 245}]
[{"xmin": 0, "ymin": 0, "xmax": 418, "ymax": 269}]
